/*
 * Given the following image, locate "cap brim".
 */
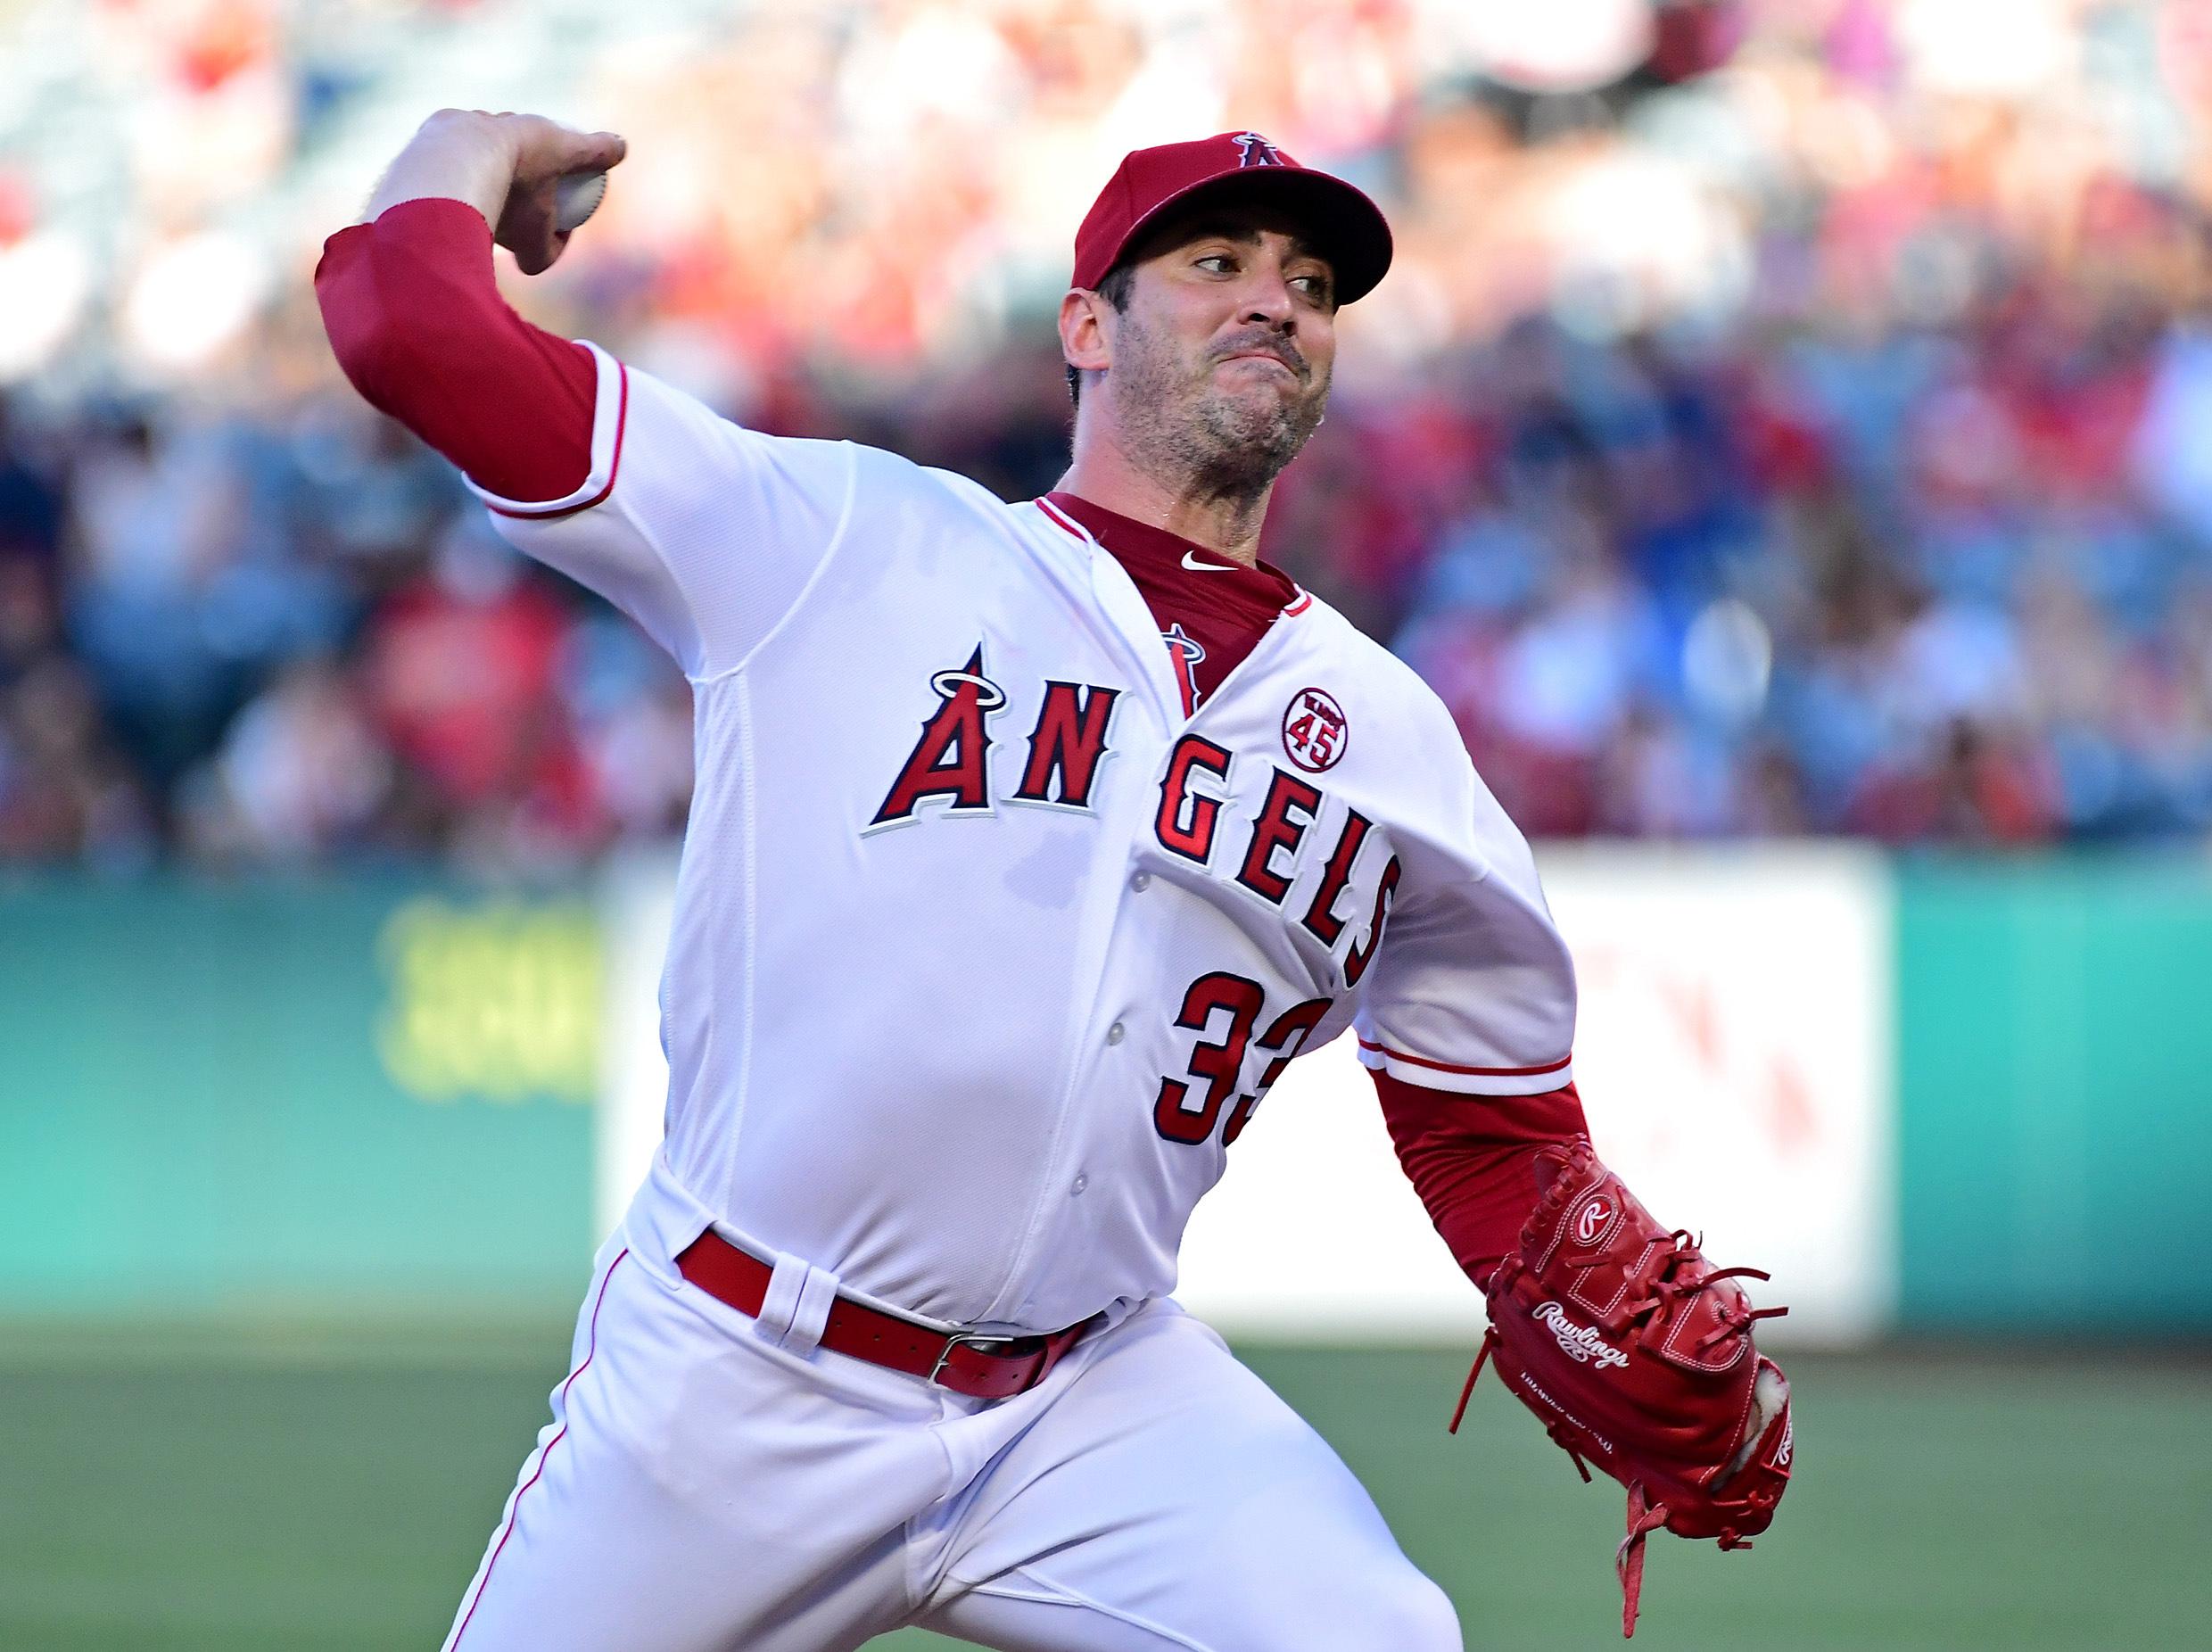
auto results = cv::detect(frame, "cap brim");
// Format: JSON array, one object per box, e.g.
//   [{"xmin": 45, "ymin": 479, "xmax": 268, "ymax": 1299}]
[{"xmin": 1114, "ymin": 168, "xmax": 1394, "ymax": 306}]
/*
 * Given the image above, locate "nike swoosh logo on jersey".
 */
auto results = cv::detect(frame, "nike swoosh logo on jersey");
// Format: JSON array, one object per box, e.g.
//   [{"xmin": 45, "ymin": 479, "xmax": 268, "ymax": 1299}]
[{"xmin": 1181, "ymin": 550, "xmax": 1240, "ymax": 573}]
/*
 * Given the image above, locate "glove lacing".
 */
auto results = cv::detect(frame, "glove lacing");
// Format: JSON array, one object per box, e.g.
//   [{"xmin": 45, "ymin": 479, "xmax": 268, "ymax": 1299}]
[
  {"xmin": 1625, "ymin": 1233, "xmax": 1788, "ymax": 1356},
  {"xmin": 1616, "ymin": 1483, "xmax": 1672, "ymax": 1638},
  {"xmin": 1456, "ymin": 1232, "xmax": 1789, "ymax": 1639}
]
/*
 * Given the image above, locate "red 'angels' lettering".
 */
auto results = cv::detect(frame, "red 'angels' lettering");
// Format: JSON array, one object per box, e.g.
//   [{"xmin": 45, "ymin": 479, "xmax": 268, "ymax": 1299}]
[
  {"xmin": 869, "ymin": 644, "xmax": 1006, "ymax": 829},
  {"xmin": 1234, "ymin": 769, "xmax": 1322, "ymax": 904},
  {"xmin": 1153, "ymin": 734, "xmax": 1234, "ymax": 863},
  {"xmin": 1300, "ymin": 806, "xmax": 1371, "ymax": 945},
  {"xmin": 1341, "ymin": 854, "xmax": 1401, "ymax": 987},
  {"xmin": 1153, "ymin": 971, "xmax": 1332, "ymax": 1147},
  {"xmin": 868, "ymin": 667, "xmax": 1397, "ymax": 986},
  {"xmin": 1013, "ymin": 681, "xmax": 1121, "ymax": 808}
]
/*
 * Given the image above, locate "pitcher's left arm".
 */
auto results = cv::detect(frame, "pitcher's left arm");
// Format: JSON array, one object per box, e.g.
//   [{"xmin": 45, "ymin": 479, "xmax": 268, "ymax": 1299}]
[{"xmin": 1352, "ymin": 734, "xmax": 1793, "ymax": 1640}]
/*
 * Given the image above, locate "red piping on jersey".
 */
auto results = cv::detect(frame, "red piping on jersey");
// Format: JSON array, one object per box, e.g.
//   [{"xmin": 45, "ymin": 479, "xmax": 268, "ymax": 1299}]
[
  {"xmin": 485, "ymin": 362, "xmax": 631, "ymax": 520},
  {"xmin": 1358, "ymin": 1037, "xmax": 1572, "ymax": 1078},
  {"xmin": 1036, "ymin": 493, "xmax": 1088, "ymax": 543},
  {"xmin": 448, "ymin": 1247, "xmax": 630, "ymax": 1648}
]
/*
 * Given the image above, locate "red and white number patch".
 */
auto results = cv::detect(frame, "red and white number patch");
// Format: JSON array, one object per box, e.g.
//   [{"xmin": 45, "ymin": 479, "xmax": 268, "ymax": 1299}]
[{"xmin": 1281, "ymin": 687, "xmax": 1348, "ymax": 773}]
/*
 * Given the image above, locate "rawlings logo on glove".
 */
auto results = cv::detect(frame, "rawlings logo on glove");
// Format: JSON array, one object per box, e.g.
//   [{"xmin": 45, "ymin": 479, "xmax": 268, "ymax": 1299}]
[
  {"xmin": 1535, "ymin": 1301, "xmax": 1630, "ymax": 1368},
  {"xmin": 1452, "ymin": 1141, "xmax": 1793, "ymax": 1638}
]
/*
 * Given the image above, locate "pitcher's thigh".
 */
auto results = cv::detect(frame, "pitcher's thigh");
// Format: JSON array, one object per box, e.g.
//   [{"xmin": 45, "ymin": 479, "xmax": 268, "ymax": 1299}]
[
  {"xmin": 917, "ymin": 1307, "xmax": 1460, "ymax": 1652},
  {"xmin": 441, "ymin": 1246, "xmax": 937, "ymax": 1652}
]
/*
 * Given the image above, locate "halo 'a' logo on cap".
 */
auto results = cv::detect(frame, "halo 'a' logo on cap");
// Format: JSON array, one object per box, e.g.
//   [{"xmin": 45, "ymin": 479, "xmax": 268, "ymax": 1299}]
[{"xmin": 1233, "ymin": 131, "xmax": 1285, "ymax": 168}]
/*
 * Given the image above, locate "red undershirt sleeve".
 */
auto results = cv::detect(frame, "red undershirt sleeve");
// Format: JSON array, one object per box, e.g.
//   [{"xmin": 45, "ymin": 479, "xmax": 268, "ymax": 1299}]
[
  {"xmin": 1373, "ymin": 1070, "xmax": 1590, "ymax": 1291},
  {"xmin": 321, "ymin": 195, "xmax": 860, "ymax": 678},
  {"xmin": 314, "ymin": 195, "xmax": 597, "ymax": 504}
]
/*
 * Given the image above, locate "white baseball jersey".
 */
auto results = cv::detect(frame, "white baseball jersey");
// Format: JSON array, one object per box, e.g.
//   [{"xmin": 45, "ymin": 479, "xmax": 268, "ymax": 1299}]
[{"xmin": 480, "ymin": 343, "xmax": 1578, "ymax": 1334}]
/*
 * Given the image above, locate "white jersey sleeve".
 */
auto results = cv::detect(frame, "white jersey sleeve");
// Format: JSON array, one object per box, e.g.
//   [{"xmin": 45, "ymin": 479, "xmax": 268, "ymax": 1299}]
[
  {"xmin": 1352, "ymin": 717, "xmax": 1578, "ymax": 1096},
  {"xmin": 469, "ymin": 341, "xmax": 858, "ymax": 678}
]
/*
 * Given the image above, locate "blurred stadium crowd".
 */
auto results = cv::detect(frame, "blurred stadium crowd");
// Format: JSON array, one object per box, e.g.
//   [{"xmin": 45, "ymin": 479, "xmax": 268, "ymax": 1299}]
[{"xmin": 4, "ymin": 0, "xmax": 2212, "ymax": 866}]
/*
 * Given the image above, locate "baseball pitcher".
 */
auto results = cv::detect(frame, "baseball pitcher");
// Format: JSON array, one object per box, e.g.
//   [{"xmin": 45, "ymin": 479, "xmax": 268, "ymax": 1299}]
[{"xmin": 317, "ymin": 111, "xmax": 1791, "ymax": 1650}]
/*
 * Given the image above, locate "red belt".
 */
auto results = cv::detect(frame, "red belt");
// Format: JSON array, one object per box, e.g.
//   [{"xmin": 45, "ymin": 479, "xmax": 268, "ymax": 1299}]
[{"xmin": 674, "ymin": 1227, "xmax": 1100, "ymax": 1400}]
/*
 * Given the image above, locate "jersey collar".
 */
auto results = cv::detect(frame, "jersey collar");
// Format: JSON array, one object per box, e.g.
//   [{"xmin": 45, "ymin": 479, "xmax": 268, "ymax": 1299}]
[{"xmin": 1037, "ymin": 491, "xmax": 1306, "ymax": 616}]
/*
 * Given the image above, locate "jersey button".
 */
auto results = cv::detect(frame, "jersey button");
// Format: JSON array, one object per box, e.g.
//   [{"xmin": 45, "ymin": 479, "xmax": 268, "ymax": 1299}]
[
  {"xmin": 1071, "ymin": 1173, "xmax": 1089, "ymax": 1196},
  {"xmin": 1105, "ymin": 1021, "xmax": 1126, "ymax": 1045},
  {"xmin": 1130, "ymin": 871, "xmax": 1151, "ymax": 892}
]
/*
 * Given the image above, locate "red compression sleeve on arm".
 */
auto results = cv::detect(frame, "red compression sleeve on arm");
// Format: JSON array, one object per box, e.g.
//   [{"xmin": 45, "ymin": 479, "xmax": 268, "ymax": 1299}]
[
  {"xmin": 1374, "ymin": 1071, "xmax": 1590, "ymax": 1291},
  {"xmin": 314, "ymin": 196, "xmax": 598, "ymax": 504}
]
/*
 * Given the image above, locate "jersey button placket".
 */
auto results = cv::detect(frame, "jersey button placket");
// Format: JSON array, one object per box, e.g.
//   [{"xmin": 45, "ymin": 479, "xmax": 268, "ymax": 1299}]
[{"xmin": 995, "ymin": 690, "xmax": 1160, "ymax": 1321}]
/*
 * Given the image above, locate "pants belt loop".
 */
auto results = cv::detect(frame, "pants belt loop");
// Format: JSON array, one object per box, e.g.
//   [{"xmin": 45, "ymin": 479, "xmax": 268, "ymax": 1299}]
[
  {"xmin": 786, "ymin": 1262, "xmax": 838, "ymax": 1356},
  {"xmin": 755, "ymin": 1251, "xmax": 841, "ymax": 1354},
  {"xmin": 754, "ymin": 1252, "xmax": 807, "ymax": 1349}
]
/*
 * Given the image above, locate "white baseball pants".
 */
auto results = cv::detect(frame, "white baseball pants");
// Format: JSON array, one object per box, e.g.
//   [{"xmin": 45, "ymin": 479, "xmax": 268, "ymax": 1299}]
[{"xmin": 440, "ymin": 1180, "xmax": 1461, "ymax": 1651}]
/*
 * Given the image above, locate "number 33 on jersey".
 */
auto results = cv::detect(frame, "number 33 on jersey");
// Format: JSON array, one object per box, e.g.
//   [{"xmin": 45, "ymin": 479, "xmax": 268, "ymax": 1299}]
[{"xmin": 480, "ymin": 349, "xmax": 1579, "ymax": 1333}]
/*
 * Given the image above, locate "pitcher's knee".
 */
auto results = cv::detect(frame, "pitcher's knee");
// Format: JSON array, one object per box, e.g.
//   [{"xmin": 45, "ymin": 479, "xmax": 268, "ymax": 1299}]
[
  {"xmin": 1357, "ymin": 1568, "xmax": 1460, "ymax": 1651},
  {"xmin": 1273, "ymin": 1563, "xmax": 1458, "ymax": 1652}
]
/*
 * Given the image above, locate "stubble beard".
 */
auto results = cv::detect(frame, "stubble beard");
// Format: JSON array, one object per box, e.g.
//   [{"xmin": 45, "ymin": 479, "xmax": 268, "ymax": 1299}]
[{"xmin": 1111, "ymin": 311, "xmax": 1329, "ymax": 508}]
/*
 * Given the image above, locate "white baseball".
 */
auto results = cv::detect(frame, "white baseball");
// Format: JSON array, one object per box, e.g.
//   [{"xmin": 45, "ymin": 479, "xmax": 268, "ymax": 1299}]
[{"xmin": 554, "ymin": 170, "xmax": 607, "ymax": 234}]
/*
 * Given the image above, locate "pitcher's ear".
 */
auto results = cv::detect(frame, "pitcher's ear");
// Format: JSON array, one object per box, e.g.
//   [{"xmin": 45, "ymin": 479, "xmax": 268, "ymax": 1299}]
[{"xmin": 1059, "ymin": 288, "xmax": 1112, "ymax": 376}]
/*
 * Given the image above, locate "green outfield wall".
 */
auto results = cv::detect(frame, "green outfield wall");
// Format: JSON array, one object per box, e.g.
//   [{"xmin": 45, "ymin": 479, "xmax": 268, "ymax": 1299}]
[
  {"xmin": 0, "ymin": 876, "xmax": 598, "ymax": 1313},
  {"xmin": 1894, "ymin": 856, "xmax": 2212, "ymax": 1332},
  {"xmin": 4, "ymin": 855, "xmax": 2212, "ymax": 1333}
]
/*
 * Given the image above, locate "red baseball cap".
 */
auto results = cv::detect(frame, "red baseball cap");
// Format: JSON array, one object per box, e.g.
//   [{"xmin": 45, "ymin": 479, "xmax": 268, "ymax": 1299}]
[{"xmin": 1072, "ymin": 131, "xmax": 1393, "ymax": 305}]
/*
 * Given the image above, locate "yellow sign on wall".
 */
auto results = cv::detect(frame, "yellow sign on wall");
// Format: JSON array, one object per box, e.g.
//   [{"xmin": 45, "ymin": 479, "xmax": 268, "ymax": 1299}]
[{"xmin": 376, "ymin": 898, "xmax": 601, "ymax": 1104}]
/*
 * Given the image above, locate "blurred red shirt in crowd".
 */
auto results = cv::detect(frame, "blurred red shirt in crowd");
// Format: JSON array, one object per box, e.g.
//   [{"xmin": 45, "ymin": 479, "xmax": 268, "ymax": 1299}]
[{"xmin": 363, "ymin": 571, "xmax": 598, "ymax": 842}]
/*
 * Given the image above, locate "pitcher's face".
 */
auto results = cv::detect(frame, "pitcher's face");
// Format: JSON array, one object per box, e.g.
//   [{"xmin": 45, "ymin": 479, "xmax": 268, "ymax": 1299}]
[{"xmin": 1107, "ymin": 205, "xmax": 1338, "ymax": 494}]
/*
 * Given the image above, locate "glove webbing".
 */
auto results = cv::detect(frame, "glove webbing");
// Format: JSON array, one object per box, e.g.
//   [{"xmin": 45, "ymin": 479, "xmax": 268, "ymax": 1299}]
[{"xmin": 1451, "ymin": 1279, "xmax": 1781, "ymax": 1637}]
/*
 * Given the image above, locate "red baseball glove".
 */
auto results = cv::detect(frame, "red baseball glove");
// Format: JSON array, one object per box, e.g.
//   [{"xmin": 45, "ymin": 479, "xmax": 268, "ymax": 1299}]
[{"xmin": 1453, "ymin": 1141, "xmax": 1794, "ymax": 1637}]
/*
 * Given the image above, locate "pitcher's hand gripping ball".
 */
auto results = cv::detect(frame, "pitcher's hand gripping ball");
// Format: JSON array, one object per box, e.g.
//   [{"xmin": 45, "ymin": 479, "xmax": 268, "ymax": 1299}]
[
  {"xmin": 553, "ymin": 169, "xmax": 607, "ymax": 232},
  {"xmin": 1454, "ymin": 1142, "xmax": 1795, "ymax": 1637}
]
